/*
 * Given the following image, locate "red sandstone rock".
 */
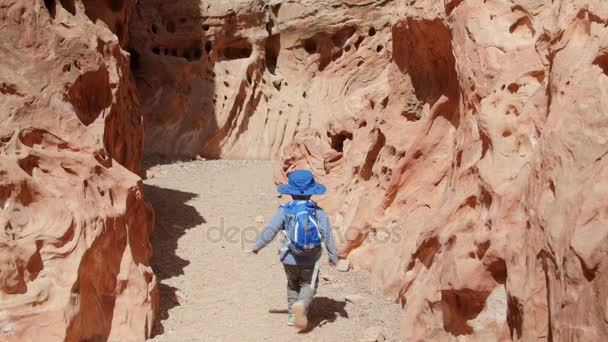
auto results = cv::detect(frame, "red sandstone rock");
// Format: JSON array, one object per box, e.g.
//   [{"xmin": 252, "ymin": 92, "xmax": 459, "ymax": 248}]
[
  {"xmin": 0, "ymin": 1, "xmax": 155, "ymax": 341},
  {"xmin": 5, "ymin": 0, "xmax": 606, "ymax": 340},
  {"xmin": 271, "ymin": 1, "xmax": 608, "ymax": 341}
]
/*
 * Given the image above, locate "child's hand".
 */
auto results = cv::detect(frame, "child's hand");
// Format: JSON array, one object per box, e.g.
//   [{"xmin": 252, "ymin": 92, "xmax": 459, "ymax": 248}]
[{"xmin": 249, "ymin": 248, "xmax": 259, "ymax": 255}]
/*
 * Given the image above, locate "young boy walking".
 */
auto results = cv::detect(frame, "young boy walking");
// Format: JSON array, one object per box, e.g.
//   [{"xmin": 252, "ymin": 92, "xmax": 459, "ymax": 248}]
[{"xmin": 251, "ymin": 169, "xmax": 339, "ymax": 330}]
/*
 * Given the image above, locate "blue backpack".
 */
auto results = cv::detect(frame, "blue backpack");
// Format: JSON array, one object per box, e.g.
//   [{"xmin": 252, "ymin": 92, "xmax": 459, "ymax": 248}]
[{"xmin": 282, "ymin": 200, "xmax": 323, "ymax": 255}]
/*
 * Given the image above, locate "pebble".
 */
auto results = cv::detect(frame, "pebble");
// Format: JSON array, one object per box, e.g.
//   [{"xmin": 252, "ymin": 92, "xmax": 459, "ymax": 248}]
[
  {"xmin": 321, "ymin": 274, "xmax": 335, "ymax": 282},
  {"xmin": 336, "ymin": 259, "xmax": 351, "ymax": 272},
  {"xmin": 345, "ymin": 294, "xmax": 365, "ymax": 304},
  {"xmin": 359, "ymin": 326, "xmax": 384, "ymax": 342}
]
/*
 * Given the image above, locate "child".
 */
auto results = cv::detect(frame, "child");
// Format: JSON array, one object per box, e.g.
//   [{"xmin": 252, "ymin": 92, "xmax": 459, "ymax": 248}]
[{"xmin": 251, "ymin": 169, "xmax": 339, "ymax": 330}]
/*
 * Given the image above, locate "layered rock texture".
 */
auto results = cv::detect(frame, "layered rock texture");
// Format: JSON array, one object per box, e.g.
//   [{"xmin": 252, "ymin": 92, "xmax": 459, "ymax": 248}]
[
  {"xmin": 0, "ymin": 1, "xmax": 156, "ymax": 341},
  {"xmin": 3, "ymin": 0, "xmax": 608, "ymax": 340},
  {"xmin": 130, "ymin": 0, "xmax": 608, "ymax": 340}
]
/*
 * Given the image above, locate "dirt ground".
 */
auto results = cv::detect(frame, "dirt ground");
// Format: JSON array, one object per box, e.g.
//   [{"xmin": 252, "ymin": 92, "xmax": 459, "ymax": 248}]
[{"xmin": 143, "ymin": 158, "xmax": 401, "ymax": 341}]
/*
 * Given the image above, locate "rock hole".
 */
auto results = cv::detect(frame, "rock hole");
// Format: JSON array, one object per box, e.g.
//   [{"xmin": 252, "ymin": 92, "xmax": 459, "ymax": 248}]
[
  {"xmin": 205, "ymin": 41, "xmax": 212, "ymax": 54},
  {"xmin": 344, "ymin": 45, "xmax": 351, "ymax": 52},
  {"xmin": 304, "ymin": 39, "xmax": 317, "ymax": 54},
  {"xmin": 507, "ymin": 295, "xmax": 523, "ymax": 340},
  {"xmin": 166, "ymin": 21, "xmax": 176, "ymax": 33},
  {"xmin": 593, "ymin": 54, "xmax": 608, "ymax": 76},
  {"xmin": 369, "ymin": 100, "xmax": 375, "ymax": 110},
  {"xmin": 179, "ymin": 17, "xmax": 187, "ymax": 23},
  {"xmin": 505, "ymin": 105, "xmax": 519, "ymax": 116},
  {"xmin": 401, "ymin": 112, "xmax": 420, "ymax": 122},
  {"xmin": 163, "ymin": 48, "xmax": 168, "ymax": 55},
  {"xmin": 381, "ymin": 96, "xmax": 389, "ymax": 108},
  {"xmin": 302, "ymin": 92, "xmax": 307, "ymax": 98},
  {"xmin": 413, "ymin": 150, "xmax": 423, "ymax": 159},
  {"xmin": 357, "ymin": 60, "xmax": 364, "ymax": 67},
  {"xmin": 502, "ymin": 130, "xmax": 512, "ymax": 137},
  {"xmin": 44, "ymin": 0, "xmax": 56, "ymax": 18},
  {"xmin": 192, "ymin": 48, "xmax": 202, "ymax": 60},
  {"xmin": 480, "ymin": 187, "xmax": 493, "ymax": 208},
  {"xmin": 18, "ymin": 155, "xmax": 41, "ymax": 177},
  {"xmin": 66, "ymin": 66, "xmax": 112, "ymax": 126},
  {"xmin": 128, "ymin": 49, "xmax": 140, "ymax": 70},
  {"xmin": 368, "ymin": 27, "xmax": 376, "ymax": 36},
  {"xmin": 152, "ymin": 47, "xmax": 160, "ymax": 55},
  {"xmin": 445, "ymin": 0, "xmax": 465, "ymax": 15},
  {"xmin": 265, "ymin": 34, "xmax": 281, "ymax": 74},
  {"xmin": 549, "ymin": 180, "xmax": 556, "ymax": 196},
  {"xmin": 221, "ymin": 40, "xmax": 253, "ymax": 60},
  {"xmin": 441, "ymin": 289, "xmax": 491, "ymax": 335},
  {"xmin": 202, "ymin": 24, "xmax": 210, "ymax": 31},
  {"xmin": 479, "ymin": 129, "xmax": 492, "ymax": 159},
  {"xmin": 332, "ymin": 49, "xmax": 343, "ymax": 61},
  {"xmin": 26, "ymin": 242, "xmax": 44, "ymax": 281},
  {"xmin": 509, "ymin": 16, "xmax": 535, "ymax": 36},
  {"xmin": 392, "ymin": 19, "xmax": 460, "ymax": 118},
  {"xmin": 456, "ymin": 150, "xmax": 463, "ymax": 167},
  {"xmin": 376, "ymin": 45, "xmax": 383, "ymax": 53},
  {"xmin": 330, "ymin": 132, "xmax": 353, "ymax": 153},
  {"xmin": 108, "ymin": 0, "xmax": 124, "ymax": 12},
  {"xmin": 59, "ymin": 0, "xmax": 75, "ymax": 15},
  {"xmin": 486, "ymin": 258, "xmax": 507, "ymax": 284},
  {"xmin": 354, "ymin": 36, "xmax": 364, "ymax": 50},
  {"xmin": 576, "ymin": 254, "xmax": 597, "ymax": 282},
  {"xmin": 528, "ymin": 70, "xmax": 546, "ymax": 83},
  {"xmin": 331, "ymin": 26, "xmax": 356, "ymax": 48},
  {"xmin": 150, "ymin": 24, "xmax": 157, "ymax": 34},
  {"xmin": 224, "ymin": 81, "xmax": 229, "ymax": 87},
  {"xmin": 507, "ymin": 83, "xmax": 520, "ymax": 93},
  {"xmin": 414, "ymin": 236, "xmax": 440, "ymax": 268},
  {"xmin": 360, "ymin": 129, "xmax": 385, "ymax": 180}
]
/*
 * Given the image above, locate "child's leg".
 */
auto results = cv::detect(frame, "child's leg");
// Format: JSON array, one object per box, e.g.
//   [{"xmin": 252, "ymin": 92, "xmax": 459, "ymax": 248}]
[
  {"xmin": 283, "ymin": 264, "xmax": 300, "ymax": 312},
  {"xmin": 297, "ymin": 264, "xmax": 319, "ymax": 313}
]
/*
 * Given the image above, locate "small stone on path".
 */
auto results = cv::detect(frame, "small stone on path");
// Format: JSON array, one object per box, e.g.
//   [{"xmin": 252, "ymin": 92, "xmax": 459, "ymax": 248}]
[
  {"xmin": 345, "ymin": 294, "xmax": 365, "ymax": 304},
  {"xmin": 337, "ymin": 259, "xmax": 350, "ymax": 272},
  {"xmin": 360, "ymin": 326, "xmax": 385, "ymax": 342}
]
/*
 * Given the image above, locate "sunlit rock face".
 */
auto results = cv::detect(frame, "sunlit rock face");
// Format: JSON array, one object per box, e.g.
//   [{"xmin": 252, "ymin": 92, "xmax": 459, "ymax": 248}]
[
  {"xmin": 0, "ymin": 1, "xmax": 156, "ymax": 341},
  {"xmin": 128, "ymin": 0, "xmax": 608, "ymax": 340}
]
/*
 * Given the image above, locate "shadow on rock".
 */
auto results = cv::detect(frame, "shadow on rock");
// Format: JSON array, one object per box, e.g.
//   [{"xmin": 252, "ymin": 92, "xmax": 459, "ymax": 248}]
[
  {"xmin": 143, "ymin": 184, "xmax": 205, "ymax": 336},
  {"xmin": 301, "ymin": 297, "xmax": 349, "ymax": 333}
]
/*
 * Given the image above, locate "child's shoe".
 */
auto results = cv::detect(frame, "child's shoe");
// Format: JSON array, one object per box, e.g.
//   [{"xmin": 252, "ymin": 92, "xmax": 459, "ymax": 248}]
[
  {"xmin": 287, "ymin": 312, "xmax": 295, "ymax": 326},
  {"xmin": 291, "ymin": 300, "xmax": 308, "ymax": 330}
]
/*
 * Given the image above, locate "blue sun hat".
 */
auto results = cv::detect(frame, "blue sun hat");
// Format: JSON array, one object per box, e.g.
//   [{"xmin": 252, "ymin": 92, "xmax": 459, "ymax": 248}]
[{"xmin": 278, "ymin": 169, "xmax": 326, "ymax": 196}]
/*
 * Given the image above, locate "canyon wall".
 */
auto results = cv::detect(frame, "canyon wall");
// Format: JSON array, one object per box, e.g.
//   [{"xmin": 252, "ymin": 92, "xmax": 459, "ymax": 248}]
[
  {"xmin": 130, "ymin": 0, "xmax": 608, "ymax": 340},
  {"xmin": 0, "ymin": 1, "xmax": 156, "ymax": 341},
  {"xmin": 2, "ymin": 0, "xmax": 606, "ymax": 340}
]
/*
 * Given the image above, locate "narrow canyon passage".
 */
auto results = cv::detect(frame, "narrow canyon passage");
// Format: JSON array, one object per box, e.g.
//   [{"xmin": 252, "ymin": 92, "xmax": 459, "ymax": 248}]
[{"xmin": 143, "ymin": 159, "xmax": 400, "ymax": 341}]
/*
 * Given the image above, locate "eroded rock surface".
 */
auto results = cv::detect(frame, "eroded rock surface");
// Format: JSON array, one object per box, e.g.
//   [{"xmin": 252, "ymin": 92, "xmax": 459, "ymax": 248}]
[
  {"xmin": 130, "ymin": 0, "xmax": 608, "ymax": 340},
  {"xmin": 0, "ymin": 1, "xmax": 156, "ymax": 341}
]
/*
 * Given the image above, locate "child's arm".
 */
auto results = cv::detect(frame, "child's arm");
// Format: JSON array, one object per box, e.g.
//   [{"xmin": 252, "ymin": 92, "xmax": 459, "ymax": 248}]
[
  {"xmin": 252, "ymin": 208, "xmax": 285, "ymax": 252},
  {"xmin": 318, "ymin": 211, "xmax": 339, "ymax": 265}
]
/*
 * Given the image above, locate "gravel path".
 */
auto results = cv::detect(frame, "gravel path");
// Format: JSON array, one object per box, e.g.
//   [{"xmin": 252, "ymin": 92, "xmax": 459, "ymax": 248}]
[{"xmin": 143, "ymin": 159, "xmax": 400, "ymax": 341}]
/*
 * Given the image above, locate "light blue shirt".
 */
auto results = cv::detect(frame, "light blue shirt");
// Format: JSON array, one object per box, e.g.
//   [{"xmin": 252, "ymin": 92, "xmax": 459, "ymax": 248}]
[{"xmin": 254, "ymin": 206, "xmax": 339, "ymax": 265}]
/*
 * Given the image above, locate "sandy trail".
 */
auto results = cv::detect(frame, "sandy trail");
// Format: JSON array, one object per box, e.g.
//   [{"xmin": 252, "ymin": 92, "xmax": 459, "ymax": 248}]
[{"xmin": 143, "ymin": 159, "xmax": 400, "ymax": 341}]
